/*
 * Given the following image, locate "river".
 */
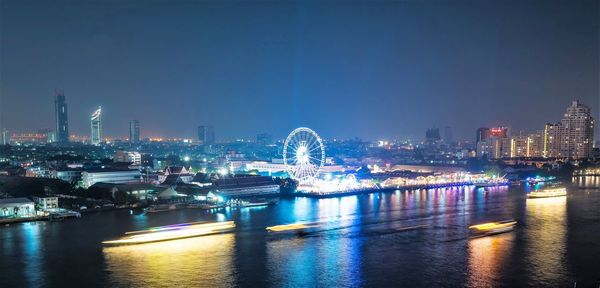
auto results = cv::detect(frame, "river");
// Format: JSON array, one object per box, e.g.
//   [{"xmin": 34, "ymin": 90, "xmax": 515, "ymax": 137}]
[{"xmin": 2, "ymin": 177, "xmax": 600, "ymax": 287}]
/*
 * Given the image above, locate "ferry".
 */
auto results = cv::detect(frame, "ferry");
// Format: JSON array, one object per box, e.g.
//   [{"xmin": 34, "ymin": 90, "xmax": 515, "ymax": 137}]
[
  {"xmin": 469, "ymin": 220, "xmax": 517, "ymax": 238},
  {"xmin": 266, "ymin": 222, "xmax": 318, "ymax": 237},
  {"xmin": 527, "ymin": 187, "xmax": 567, "ymax": 199},
  {"xmin": 102, "ymin": 221, "xmax": 235, "ymax": 246}
]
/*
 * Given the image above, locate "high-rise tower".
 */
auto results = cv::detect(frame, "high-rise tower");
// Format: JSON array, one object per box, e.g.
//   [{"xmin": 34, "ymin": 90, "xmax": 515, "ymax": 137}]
[
  {"xmin": 129, "ymin": 120, "xmax": 140, "ymax": 143},
  {"xmin": 54, "ymin": 90, "xmax": 69, "ymax": 142},
  {"xmin": 197, "ymin": 125, "xmax": 215, "ymax": 145},
  {"xmin": 91, "ymin": 107, "xmax": 102, "ymax": 145}
]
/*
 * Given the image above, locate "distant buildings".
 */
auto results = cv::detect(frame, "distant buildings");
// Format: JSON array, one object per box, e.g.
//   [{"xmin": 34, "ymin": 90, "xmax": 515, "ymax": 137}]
[
  {"xmin": 443, "ymin": 126, "xmax": 453, "ymax": 143},
  {"xmin": 425, "ymin": 128, "xmax": 441, "ymax": 142},
  {"xmin": 90, "ymin": 107, "xmax": 102, "ymax": 145},
  {"xmin": 54, "ymin": 90, "xmax": 69, "ymax": 143},
  {"xmin": 129, "ymin": 120, "xmax": 140, "ymax": 143},
  {"xmin": 197, "ymin": 125, "xmax": 215, "ymax": 145},
  {"xmin": 256, "ymin": 133, "xmax": 274, "ymax": 145},
  {"xmin": 543, "ymin": 101, "xmax": 595, "ymax": 159},
  {"xmin": 476, "ymin": 101, "xmax": 595, "ymax": 160}
]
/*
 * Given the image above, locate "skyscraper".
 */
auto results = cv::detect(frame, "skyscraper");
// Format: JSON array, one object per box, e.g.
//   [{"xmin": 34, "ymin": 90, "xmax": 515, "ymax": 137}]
[
  {"xmin": 1, "ymin": 128, "xmax": 8, "ymax": 145},
  {"xmin": 54, "ymin": 90, "xmax": 69, "ymax": 142},
  {"xmin": 90, "ymin": 107, "xmax": 102, "ymax": 145},
  {"xmin": 197, "ymin": 125, "xmax": 215, "ymax": 145},
  {"xmin": 129, "ymin": 120, "xmax": 140, "ymax": 143},
  {"xmin": 544, "ymin": 101, "xmax": 595, "ymax": 158}
]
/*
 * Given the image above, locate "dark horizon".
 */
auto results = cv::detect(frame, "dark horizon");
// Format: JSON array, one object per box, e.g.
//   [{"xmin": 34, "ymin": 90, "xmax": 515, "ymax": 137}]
[{"xmin": 1, "ymin": 0, "xmax": 598, "ymax": 141}]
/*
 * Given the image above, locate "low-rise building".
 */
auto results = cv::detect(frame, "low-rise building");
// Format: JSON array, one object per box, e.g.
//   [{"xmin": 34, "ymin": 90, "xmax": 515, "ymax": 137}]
[
  {"xmin": 0, "ymin": 198, "xmax": 36, "ymax": 218},
  {"xmin": 32, "ymin": 196, "xmax": 59, "ymax": 211},
  {"xmin": 81, "ymin": 169, "xmax": 142, "ymax": 188},
  {"xmin": 213, "ymin": 175, "xmax": 280, "ymax": 198}
]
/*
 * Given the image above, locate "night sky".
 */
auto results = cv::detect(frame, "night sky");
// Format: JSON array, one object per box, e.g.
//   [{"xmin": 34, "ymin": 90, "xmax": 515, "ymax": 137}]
[{"xmin": 0, "ymin": 0, "xmax": 598, "ymax": 141}]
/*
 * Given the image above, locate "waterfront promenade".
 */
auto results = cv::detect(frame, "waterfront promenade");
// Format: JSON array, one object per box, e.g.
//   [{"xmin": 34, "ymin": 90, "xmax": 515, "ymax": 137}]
[{"xmin": 295, "ymin": 181, "xmax": 509, "ymax": 198}]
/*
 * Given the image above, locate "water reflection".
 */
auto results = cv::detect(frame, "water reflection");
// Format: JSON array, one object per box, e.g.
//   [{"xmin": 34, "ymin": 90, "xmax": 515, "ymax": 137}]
[
  {"xmin": 468, "ymin": 233, "xmax": 515, "ymax": 287},
  {"xmin": 104, "ymin": 233, "xmax": 235, "ymax": 287},
  {"xmin": 525, "ymin": 196, "xmax": 567, "ymax": 284}
]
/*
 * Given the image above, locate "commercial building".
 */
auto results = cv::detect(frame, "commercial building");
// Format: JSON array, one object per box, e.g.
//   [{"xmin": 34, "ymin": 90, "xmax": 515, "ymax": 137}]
[
  {"xmin": 90, "ymin": 107, "xmax": 102, "ymax": 145},
  {"xmin": 0, "ymin": 198, "xmax": 36, "ymax": 218},
  {"xmin": 543, "ymin": 101, "xmax": 595, "ymax": 159},
  {"xmin": 197, "ymin": 125, "xmax": 215, "ymax": 145},
  {"xmin": 81, "ymin": 169, "xmax": 141, "ymax": 188},
  {"xmin": 54, "ymin": 90, "xmax": 69, "ymax": 143},
  {"xmin": 129, "ymin": 120, "xmax": 140, "ymax": 143}
]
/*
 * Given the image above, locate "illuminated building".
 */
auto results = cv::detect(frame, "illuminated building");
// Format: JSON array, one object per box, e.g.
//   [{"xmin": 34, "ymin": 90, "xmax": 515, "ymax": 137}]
[
  {"xmin": 213, "ymin": 175, "xmax": 280, "ymax": 197},
  {"xmin": 543, "ymin": 101, "xmax": 595, "ymax": 159},
  {"xmin": 129, "ymin": 120, "xmax": 140, "ymax": 143},
  {"xmin": 81, "ymin": 169, "xmax": 142, "ymax": 188},
  {"xmin": 476, "ymin": 127, "xmax": 510, "ymax": 159},
  {"xmin": 54, "ymin": 90, "xmax": 69, "ymax": 142},
  {"xmin": 510, "ymin": 132, "xmax": 543, "ymax": 158},
  {"xmin": 197, "ymin": 125, "xmax": 215, "ymax": 145},
  {"xmin": 90, "ymin": 107, "xmax": 102, "ymax": 145},
  {"xmin": 9, "ymin": 133, "xmax": 48, "ymax": 144},
  {"xmin": 0, "ymin": 198, "xmax": 36, "ymax": 218},
  {"xmin": 32, "ymin": 196, "xmax": 59, "ymax": 211}
]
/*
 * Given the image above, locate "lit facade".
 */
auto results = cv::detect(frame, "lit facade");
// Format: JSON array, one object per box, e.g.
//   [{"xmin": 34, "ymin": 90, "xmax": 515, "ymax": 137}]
[
  {"xmin": 543, "ymin": 101, "xmax": 595, "ymax": 159},
  {"xmin": 90, "ymin": 107, "xmax": 102, "ymax": 145},
  {"xmin": 81, "ymin": 169, "xmax": 142, "ymax": 188}
]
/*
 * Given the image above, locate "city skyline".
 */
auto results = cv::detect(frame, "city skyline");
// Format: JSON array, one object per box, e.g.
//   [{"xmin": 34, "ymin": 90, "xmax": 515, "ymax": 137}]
[{"xmin": 1, "ymin": 0, "xmax": 598, "ymax": 141}]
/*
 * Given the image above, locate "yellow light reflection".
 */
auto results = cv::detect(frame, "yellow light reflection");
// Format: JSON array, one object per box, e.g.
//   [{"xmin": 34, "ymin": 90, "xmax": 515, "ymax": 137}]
[
  {"xmin": 525, "ymin": 196, "xmax": 567, "ymax": 282},
  {"xmin": 468, "ymin": 233, "xmax": 515, "ymax": 287},
  {"xmin": 103, "ymin": 221, "xmax": 235, "ymax": 245},
  {"xmin": 104, "ymin": 233, "xmax": 235, "ymax": 287}
]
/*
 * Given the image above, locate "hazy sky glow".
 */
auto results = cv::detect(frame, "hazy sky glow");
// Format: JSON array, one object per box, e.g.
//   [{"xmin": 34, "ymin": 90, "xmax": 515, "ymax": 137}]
[{"xmin": 0, "ymin": 0, "xmax": 598, "ymax": 141}]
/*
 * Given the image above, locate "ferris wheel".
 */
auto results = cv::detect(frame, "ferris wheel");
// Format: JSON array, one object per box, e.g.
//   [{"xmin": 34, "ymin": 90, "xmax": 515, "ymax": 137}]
[{"xmin": 283, "ymin": 127, "xmax": 325, "ymax": 183}]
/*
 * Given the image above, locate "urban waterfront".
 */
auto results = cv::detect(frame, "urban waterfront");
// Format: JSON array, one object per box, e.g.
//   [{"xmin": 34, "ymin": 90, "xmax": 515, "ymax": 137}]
[{"xmin": 2, "ymin": 178, "xmax": 600, "ymax": 287}]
